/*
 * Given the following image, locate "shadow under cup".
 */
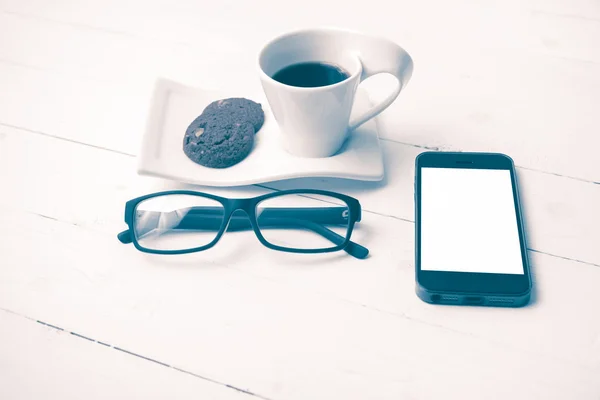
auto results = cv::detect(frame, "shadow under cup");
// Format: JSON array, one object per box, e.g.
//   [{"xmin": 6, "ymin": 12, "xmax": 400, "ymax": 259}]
[{"xmin": 258, "ymin": 30, "xmax": 364, "ymax": 158}]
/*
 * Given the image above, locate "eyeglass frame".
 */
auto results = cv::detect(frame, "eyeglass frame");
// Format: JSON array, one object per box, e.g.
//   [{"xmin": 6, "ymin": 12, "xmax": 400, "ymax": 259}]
[{"xmin": 117, "ymin": 189, "xmax": 369, "ymax": 259}]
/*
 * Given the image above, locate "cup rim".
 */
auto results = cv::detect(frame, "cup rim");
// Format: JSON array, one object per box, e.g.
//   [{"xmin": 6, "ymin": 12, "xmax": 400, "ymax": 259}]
[{"xmin": 257, "ymin": 27, "xmax": 363, "ymax": 92}]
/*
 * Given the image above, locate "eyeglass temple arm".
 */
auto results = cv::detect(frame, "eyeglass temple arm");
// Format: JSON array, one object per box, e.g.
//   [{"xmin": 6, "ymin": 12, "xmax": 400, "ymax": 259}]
[
  {"xmin": 118, "ymin": 207, "xmax": 368, "ymax": 259},
  {"xmin": 255, "ymin": 216, "xmax": 368, "ymax": 259},
  {"xmin": 258, "ymin": 207, "xmax": 357, "ymax": 223}
]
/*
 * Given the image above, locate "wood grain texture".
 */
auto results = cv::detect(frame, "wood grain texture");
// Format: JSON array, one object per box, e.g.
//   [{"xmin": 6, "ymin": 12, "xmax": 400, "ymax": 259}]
[
  {"xmin": 2, "ymin": 124, "xmax": 598, "ymax": 266},
  {"xmin": 1, "ymin": 127, "xmax": 599, "ymax": 399},
  {"xmin": 0, "ymin": 310, "xmax": 256, "ymax": 400},
  {"xmin": 1, "ymin": 211, "xmax": 599, "ymax": 399},
  {"xmin": 0, "ymin": 3, "xmax": 599, "ymax": 180},
  {"xmin": 1, "ymin": 0, "xmax": 599, "ymax": 398}
]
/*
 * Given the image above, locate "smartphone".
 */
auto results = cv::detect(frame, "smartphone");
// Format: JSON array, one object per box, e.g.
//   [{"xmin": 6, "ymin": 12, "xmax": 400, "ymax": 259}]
[{"xmin": 414, "ymin": 151, "xmax": 532, "ymax": 307}]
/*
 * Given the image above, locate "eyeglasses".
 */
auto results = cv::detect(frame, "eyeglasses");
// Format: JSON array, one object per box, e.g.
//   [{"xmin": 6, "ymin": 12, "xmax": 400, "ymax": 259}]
[{"xmin": 117, "ymin": 189, "xmax": 368, "ymax": 259}]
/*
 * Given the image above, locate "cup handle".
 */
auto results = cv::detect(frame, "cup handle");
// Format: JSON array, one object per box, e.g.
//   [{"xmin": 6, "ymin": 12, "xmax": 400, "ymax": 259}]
[{"xmin": 348, "ymin": 38, "xmax": 414, "ymax": 131}]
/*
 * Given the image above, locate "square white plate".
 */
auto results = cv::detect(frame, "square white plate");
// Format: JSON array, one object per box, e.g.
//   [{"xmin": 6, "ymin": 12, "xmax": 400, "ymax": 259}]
[{"xmin": 137, "ymin": 78, "xmax": 384, "ymax": 187}]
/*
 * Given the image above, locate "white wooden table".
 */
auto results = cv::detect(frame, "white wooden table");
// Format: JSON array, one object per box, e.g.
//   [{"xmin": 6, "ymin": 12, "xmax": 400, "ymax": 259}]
[{"xmin": 1, "ymin": 1, "xmax": 599, "ymax": 399}]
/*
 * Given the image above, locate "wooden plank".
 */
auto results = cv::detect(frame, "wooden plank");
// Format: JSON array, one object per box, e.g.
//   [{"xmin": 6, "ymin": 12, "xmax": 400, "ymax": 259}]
[
  {"xmin": 0, "ymin": 9, "xmax": 599, "ymax": 182},
  {"xmin": 2, "ymin": 0, "xmax": 599, "ymax": 53},
  {"xmin": 1, "ymin": 1, "xmax": 599, "ymax": 398},
  {"xmin": 0, "ymin": 126, "xmax": 599, "ymax": 371},
  {"xmin": 0, "ymin": 62, "xmax": 150, "ymax": 156},
  {"xmin": 1, "ymin": 124, "xmax": 598, "ymax": 266},
  {"xmin": 1, "ymin": 210, "xmax": 599, "ymax": 399},
  {"xmin": 0, "ymin": 310, "xmax": 256, "ymax": 399},
  {"xmin": 0, "ymin": 11, "xmax": 255, "ymax": 89}
]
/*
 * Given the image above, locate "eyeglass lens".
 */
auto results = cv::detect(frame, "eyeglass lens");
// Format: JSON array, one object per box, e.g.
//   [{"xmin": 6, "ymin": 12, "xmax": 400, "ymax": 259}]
[
  {"xmin": 256, "ymin": 194, "xmax": 349, "ymax": 250},
  {"xmin": 134, "ymin": 194, "xmax": 225, "ymax": 251}
]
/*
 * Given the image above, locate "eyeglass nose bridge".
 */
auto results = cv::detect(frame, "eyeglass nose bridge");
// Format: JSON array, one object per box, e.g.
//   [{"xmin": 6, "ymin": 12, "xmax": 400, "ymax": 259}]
[
  {"xmin": 226, "ymin": 198, "xmax": 258, "ymax": 221},
  {"xmin": 221, "ymin": 198, "xmax": 261, "ymax": 232},
  {"xmin": 228, "ymin": 198, "xmax": 255, "ymax": 211}
]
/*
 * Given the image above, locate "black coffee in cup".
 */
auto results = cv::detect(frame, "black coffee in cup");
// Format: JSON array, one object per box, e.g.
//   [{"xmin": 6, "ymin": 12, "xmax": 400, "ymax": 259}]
[{"xmin": 271, "ymin": 62, "xmax": 350, "ymax": 88}]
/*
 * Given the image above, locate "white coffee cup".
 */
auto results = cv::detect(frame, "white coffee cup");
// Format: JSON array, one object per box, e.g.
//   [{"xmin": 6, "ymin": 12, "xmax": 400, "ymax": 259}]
[{"xmin": 258, "ymin": 28, "xmax": 413, "ymax": 158}]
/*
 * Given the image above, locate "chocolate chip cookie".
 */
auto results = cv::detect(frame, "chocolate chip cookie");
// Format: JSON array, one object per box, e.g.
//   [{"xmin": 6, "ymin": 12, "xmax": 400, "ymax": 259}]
[
  {"xmin": 183, "ymin": 120, "xmax": 254, "ymax": 169},
  {"xmin": 198, "ymin": 98, "xmax": 265, "ymax": 132}
]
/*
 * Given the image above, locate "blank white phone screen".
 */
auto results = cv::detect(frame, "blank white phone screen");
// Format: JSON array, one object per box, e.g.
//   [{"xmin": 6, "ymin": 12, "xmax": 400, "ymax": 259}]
[{"xmin": 421, "ymin": 168, "xmax": 524, "ymax": 274}]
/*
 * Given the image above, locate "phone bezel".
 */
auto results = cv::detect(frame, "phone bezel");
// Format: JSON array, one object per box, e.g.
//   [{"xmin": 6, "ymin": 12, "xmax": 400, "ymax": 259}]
[{"xmin": 414, "ymin": 152, "xmax": 531, "ymax": 297}]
